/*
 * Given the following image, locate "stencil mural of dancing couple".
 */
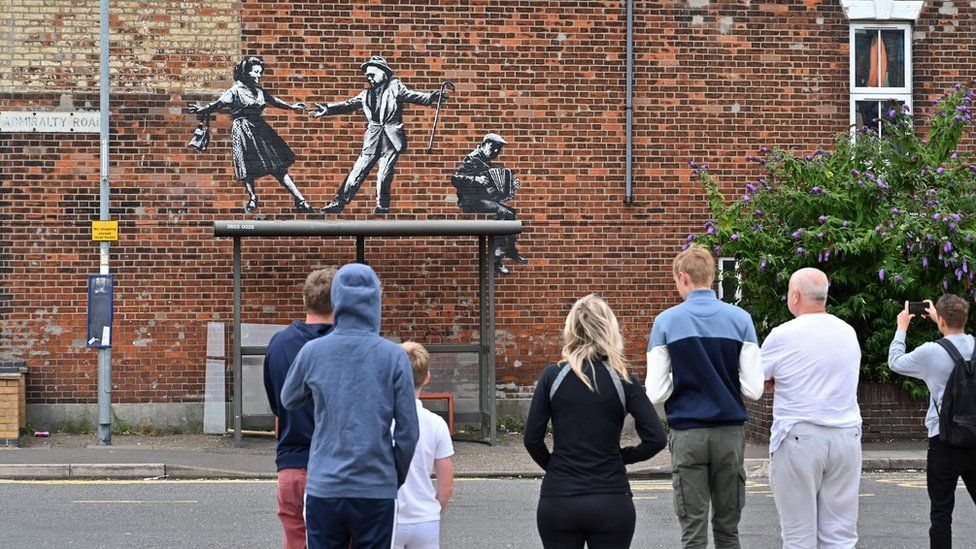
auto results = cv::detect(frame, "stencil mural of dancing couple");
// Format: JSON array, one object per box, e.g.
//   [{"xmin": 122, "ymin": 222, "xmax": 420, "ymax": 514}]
[{"xmin": 188, "ymin": 54, "xmax": 526, "ymax": 273}]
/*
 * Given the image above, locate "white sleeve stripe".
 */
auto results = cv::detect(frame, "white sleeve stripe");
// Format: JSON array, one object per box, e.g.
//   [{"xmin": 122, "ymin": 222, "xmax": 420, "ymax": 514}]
[
  {"xmin": 739, "ymin": 341, "xmax": 764, "ymax": 401},
  {"xmin": 646, "ymin": 347, "xmax": 673, "ymax": 404}
]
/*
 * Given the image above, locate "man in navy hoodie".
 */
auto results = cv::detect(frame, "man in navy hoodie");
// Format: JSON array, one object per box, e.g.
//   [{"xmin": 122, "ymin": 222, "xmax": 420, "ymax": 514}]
[
  {"xmin": 263, "ymin": 267, "xmax": 336, "ymax": 549},
  {"xmin": 282, "ymin": 263, "xmax": 419, "ymax": 549},
  {"xmin": 646, "ymin": 245, "xmax": 763, "ymax": 549}
]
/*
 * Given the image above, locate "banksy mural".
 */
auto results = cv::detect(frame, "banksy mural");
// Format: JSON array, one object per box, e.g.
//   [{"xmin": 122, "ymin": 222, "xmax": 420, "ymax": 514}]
[
  {"xmin": 452, "ymin": 134, "xmax": 527, "ymax": 274},
  {"xmin": 188, "ymin": 57, "xmax": 315, "ymax": 214},
  {"xmin": 309, "ymin": 55, "xmax": 450, "ymax": 214}
]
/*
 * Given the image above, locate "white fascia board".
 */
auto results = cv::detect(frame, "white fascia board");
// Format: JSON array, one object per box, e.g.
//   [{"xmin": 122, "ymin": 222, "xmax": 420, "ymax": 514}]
[{"xmin": 840, "ymin": 0, "xmax": 924, "ymax": 21}]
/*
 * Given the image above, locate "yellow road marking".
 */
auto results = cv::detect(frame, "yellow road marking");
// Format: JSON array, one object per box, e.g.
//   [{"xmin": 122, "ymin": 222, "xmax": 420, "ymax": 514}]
[
  {"xmin": 73, "ymin": 500, "xmax": 198, "ymax": 504},
  {"xmin": 0, "ymin": 479, "xmax": 276, "ymax": 486}
]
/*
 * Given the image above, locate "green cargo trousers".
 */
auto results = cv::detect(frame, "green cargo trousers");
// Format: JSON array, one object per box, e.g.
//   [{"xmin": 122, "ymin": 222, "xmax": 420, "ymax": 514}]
[{"xmin": 669, "ymin": 425, "xmax": 747, "ymax": 549}]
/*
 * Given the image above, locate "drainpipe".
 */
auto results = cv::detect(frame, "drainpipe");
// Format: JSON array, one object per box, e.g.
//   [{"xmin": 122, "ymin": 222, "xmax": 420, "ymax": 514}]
[{"xmin": 624, "ymin": 0, "xmax": 635, "ymax": 206}]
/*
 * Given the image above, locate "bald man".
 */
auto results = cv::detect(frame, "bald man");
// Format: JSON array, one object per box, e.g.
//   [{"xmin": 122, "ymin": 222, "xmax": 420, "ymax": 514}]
[{"xmin": 761, "ymin": 268, "xmax": 863, "ymax": 549}]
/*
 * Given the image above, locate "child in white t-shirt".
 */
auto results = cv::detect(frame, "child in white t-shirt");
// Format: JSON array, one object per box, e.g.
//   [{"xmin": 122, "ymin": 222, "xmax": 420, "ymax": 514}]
[{"xmin": 395, "ymin": 342, "xmax": 455, "ymax": 549}]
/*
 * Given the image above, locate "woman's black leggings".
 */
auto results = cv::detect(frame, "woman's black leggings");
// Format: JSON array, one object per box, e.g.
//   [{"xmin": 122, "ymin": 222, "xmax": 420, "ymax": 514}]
[{"xmin": 536, "ymin": 493, "xmax": 636, "ymax": 548}]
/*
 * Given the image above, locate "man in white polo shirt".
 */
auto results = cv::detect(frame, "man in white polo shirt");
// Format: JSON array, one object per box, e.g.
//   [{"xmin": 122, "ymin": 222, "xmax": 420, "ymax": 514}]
[{"xmin": 761, "ymin": 268, "xmax": 863, "ymax": 548}]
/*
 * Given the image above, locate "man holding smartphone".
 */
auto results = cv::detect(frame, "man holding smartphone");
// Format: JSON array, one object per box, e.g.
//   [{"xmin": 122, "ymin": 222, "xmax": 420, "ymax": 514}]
[{"xmin": 888, "ymin": 295, "xmax": 976, "ymax": 549}]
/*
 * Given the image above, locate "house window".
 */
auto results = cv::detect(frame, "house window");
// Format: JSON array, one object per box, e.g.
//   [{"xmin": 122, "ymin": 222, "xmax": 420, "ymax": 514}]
[
  {"xmin": 849, "ymin": 23, "xmax": 912, "ymax": 135},
  {"xmin": 717, "ymin": 258, "xmax": 740, "ymax": 304}
]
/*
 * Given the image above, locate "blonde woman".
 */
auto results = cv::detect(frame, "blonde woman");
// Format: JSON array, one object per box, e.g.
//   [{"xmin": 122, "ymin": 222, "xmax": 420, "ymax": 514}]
[{"xmin": 524, "ymin": 295, "xmax": 667, "ymax": 548}]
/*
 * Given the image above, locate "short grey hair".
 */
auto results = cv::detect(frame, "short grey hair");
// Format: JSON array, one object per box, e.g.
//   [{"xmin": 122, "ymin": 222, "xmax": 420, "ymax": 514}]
[{"xmin": 791, "ymin": 268, "xmax": 829, "ymax": 302}]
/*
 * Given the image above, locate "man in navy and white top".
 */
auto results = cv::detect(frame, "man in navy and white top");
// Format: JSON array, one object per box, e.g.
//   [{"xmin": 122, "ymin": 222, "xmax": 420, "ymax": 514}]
[
  {"xmin": 646, "ymin": 244, "xmax": 763, "ymax": 549},
  {"xmin": 762, "ymin": 268, "xmax": 862, "ymax": 549}
]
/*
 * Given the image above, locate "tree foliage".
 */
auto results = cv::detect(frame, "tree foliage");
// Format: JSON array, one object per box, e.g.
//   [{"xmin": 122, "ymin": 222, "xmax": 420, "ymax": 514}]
[{"xmin": 694, "ymin": 84, "xmax": 976, "ymax": 398}]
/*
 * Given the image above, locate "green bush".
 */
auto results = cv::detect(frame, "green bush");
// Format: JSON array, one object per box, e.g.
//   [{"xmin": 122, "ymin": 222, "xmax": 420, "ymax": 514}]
[{"xmin": 694, "ymin": 83, "xmax": 976, "ymax": 398}]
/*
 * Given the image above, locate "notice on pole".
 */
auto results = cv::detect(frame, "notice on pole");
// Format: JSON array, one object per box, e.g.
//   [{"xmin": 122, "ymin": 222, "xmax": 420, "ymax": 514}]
[
  {"xmin": 91, "ymin": 221, "xmax": 118, "ymax": 241},
  {"xmin": 0, "ymin": 111, "xmax": 101, "ymax": 133}
]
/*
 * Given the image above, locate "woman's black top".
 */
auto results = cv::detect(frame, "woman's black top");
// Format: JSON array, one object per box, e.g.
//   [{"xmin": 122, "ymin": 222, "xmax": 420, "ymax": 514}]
[{"xmin": 523, "ymin": 360, "xmax": 667, "ymax": 497}]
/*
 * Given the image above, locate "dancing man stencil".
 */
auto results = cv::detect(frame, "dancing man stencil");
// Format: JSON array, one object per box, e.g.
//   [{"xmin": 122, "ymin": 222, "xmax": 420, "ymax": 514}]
[
  {"xmin": 188, "ymin": 57, "xmax": 315, "ymax": 214},
  {"xmin": 310, "ymin": 56, "xmax": 448, "ymax": 214}
]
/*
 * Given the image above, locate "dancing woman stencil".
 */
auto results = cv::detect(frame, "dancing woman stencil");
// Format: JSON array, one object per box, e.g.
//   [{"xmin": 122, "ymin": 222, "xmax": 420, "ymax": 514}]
[{"xmin": 188, "ymin": 57, "xmax": 315, "ymax": 214}]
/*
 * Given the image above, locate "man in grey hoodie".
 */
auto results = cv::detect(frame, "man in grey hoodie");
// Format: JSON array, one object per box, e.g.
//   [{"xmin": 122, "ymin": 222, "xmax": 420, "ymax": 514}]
[{"xmin": 282, "ymin": 263, "xmax": 419, "ymax": 549}]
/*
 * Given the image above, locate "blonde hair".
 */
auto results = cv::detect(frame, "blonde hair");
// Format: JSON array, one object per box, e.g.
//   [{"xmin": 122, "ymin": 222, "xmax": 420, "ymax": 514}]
[
  {"xmin": 561, "ymin": 294, "xmax": 631, "ymax": 391},
  {"xmin": 304, "ymin": 267, "xmax": 338, "ymax": 315},
  {"xmin": 672, "ymin": 244, "xmax": 715, "ymax": 287},
  {"xmin": 400, "ymin": 341, "xmax": 430, "ymax": 390}
]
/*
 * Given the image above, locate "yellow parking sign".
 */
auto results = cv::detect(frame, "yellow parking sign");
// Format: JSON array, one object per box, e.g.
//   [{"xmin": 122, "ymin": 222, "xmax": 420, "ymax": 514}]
[{"xmin": 91, "ymin": 220, "xmax": 118, "ymax": 241}]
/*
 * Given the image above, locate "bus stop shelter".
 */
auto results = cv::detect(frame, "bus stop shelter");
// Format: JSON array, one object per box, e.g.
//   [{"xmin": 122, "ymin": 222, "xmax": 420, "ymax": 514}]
[{"xmin": 213, "ymin": 219, "xmax": 522, "ymax": 446}]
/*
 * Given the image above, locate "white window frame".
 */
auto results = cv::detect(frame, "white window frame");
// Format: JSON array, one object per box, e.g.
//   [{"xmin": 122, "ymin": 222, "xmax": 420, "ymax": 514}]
[
  {"xmin": 849, "ymin": 22, "xmax": 912, "ymax": 131},
  {"xmin": 717, "ymin": 257, "xmax": 741, "ymax": 303}
]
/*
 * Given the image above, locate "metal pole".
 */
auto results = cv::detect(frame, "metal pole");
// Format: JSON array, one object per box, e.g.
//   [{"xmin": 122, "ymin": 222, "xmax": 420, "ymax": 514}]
[
  {"xmin": 96, "ymin": 0, "xmax": 112, "ymax": 446},
  {"xmin": 356, "ymin": 235, "xmax": 365, "ymax": 264},
  {"xmin": 624, "ymin": 0, "xmax": 635, "ymax": 206},
  {"xmin": 487, "ymin": 236, "xmax": 496, "ymax": 446},
  {"xmin": 233, "ymin": 237, "xmax": 242, "ymax": 445},
  {"xmin": 478, "ymin": 236, "xmax": 488, "ymax": 442}
]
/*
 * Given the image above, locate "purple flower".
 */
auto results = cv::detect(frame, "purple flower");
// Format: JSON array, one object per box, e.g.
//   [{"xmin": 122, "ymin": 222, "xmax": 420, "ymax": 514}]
[
  {"xmin": 681, "ymin": 243, "xmax": 689, "ymax": 251},
  {"xmin": 937, "ymin": 167, "xmax": 946, "ymax": 175},
  {"xmin": 686, "ymin": 234, "xmax": 695, "ymax": 243},
  {"xmin": 842, "ymin": 221, "xmax": 850, "ymax": 228},
  {"xmin": 811, "ymin": 186, "xmax": 823, "ymax": 195},
  {"xmin": 888, "ymin": 109, "xmax": 896, "ymax": 118},
  {"xmin": 706, "ymin": 226, "xmax": 717, "ymax": 235},
  {"xmin": 754, "ymin": 209, "xmax": 764, "ymax": 216},
  {"xmin": 792, "ymin": 229, "xmax": 803, "ymax": 240},
  {"xmin": 890, "ymin": 208, "xmax": 901, "ymax": 215},
  {"xmin": 760, "ymin": 259, "xmax": 767, "ymax": 271},
  {"xmin": 879, "ymin": 269, "xmax": 886, "ymax": 281},
  {"xmin": 865, "ymin": 171, "xmax": 875, "ymax": 181},
  {"xmin": 819, "ymin": 215, "xmax": 828, "ymax": 224},
  {"xmin": 952, "ymin": 153, "xmax": 959, "ymax": 159},
  {"xmin": 689, "ymin": 161, "xmax": 698, "ymax": 168},
  {"xmin": 957, "ymin": 269, "xmax": 965, "ymax": 281},
  {"xmin": 796, "ymin": 247, "xmax": 806, "ymax": 255},
  {"xmin": 934, "ymin": 213, "xmax": 942, "ymax": 221},
  {"xmin": 742, "ymin": 195, "xmax": 751, "ymax": 203},
  {"xmin": 923, "ymin": 257, "xmax": 929, "ymax": 268},
  {"xmin": 965, "ymin": 259, "xmax": 970, "ymax": 273},
  {"xmin": 713, "ymin": 245, "xmax": 722, "ymax": 255},
  {"xmin": 817, "ymin": 232, "xmax": 825, "ymax": 238},
  {"xmin": 825, "ymin": 251, "xmax": 831, "ymax": 262},
  {"xmin": 760, "ymin": 147, "xmax": 769, "ymax": 154},
  {"xmin": 950, "ymin": 222, "xmax": 958, "ymax": 231},
  {"xmin": 945, "ymin": 242, "xmax": 954, "ymax": 253},
  {"xmin": 894, "ymin": 274, "xmax": 903, "ymax": 282},
  {"xmin": 967, "ymin": 234, "xmax": 974, "ymax": 243},
  {"xmin": 875, "ymin": 225, "xmax": 883, "ymax": 233},
  {"xmin": 944, "ymin": 279, "xmax": 950, "ymax": 290},
  {"xmin": 952, "ymin": 213, "xmax": 961, "ymax": 222},
  {"xmin": 877, "ymin": 180, "xmax": 889, "ymax": 190},
  {"xmin": 730, "ymin": 234, "xmax": 739, "ymax": 241},
  {"xmin": 745, "ymin": 183, "xmax": 757, "ymax": 193},
  {"xmin": 850, "ymin": 169, "xmax": 860, "ymax": 177}
]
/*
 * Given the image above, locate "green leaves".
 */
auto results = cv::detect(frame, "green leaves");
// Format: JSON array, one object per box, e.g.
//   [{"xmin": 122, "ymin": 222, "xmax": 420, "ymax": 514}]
[{"xmin": 694, "ymin": 84, "xmax": 976, "ymax": 397}]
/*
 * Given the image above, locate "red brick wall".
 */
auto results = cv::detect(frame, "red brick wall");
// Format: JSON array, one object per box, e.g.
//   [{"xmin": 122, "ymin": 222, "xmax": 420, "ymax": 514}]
[
  {"xmin": 746, "ymin": 383, "xmax": 929, "ymax": 442},
  {"xmin": 2, "ymin": 1, "xmax": 975, "ymax": 409}
]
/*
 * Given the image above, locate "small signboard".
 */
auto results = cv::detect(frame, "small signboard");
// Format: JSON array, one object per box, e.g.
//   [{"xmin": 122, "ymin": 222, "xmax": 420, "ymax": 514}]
[
  {"xmin": 0, "ymin": 111, "xmax": 101, "ymax": 133},
  {"xmin": 91, "ymin": 221, "xmax": 118, "ymax": 241},
  {"xmin": 87, "ymin": 275, "xmax": 113, "ymax": 349}
]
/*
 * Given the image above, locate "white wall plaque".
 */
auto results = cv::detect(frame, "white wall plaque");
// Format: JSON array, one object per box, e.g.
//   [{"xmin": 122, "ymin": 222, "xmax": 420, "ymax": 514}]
[{"xmin": 0, "ymin": 111, "xmax": 101, "ymax": 133}]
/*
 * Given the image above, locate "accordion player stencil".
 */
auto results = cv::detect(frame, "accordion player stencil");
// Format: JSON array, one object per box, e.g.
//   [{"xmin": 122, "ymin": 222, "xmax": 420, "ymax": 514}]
[{"xmin": 451, "ymin": 133, "xmax": 527, "ymax": 275}]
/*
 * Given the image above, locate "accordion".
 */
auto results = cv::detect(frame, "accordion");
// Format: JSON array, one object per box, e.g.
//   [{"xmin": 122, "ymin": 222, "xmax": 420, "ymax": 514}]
[{"xmin": 487, "ymin": 167, "xmax": 517, "ymax": 201}]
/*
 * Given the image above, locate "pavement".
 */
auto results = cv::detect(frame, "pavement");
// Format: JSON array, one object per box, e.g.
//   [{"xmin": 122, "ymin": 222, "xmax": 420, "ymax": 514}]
[{"xmin": 0, "ymin": 431, "xmax": 930, "ymax": 480}]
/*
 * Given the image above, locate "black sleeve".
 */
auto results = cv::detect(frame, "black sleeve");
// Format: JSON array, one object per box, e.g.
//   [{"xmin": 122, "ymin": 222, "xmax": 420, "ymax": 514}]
[
  {"xmin": 523, "ymin": 367, "xmax": 554, "ymax": 470},
  {"xmin": 262, "ymin": 341, "xmax": 279, "ymax": 417},
  {"xmin": 620, "ymin": 380, "xmax": 667, "ymax": 465}
]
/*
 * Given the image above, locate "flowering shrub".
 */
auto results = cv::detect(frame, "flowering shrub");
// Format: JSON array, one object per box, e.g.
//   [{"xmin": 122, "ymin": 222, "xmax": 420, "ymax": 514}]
[{"xmin": 694, "ymin": 84, "xmax": 976, "ymax": 397}]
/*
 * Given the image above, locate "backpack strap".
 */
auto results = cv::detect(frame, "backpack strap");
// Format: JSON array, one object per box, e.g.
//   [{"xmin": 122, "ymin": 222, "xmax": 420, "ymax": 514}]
[
  {"xmin": 549, "ymin": 361, "xmax": 626, "ymax": 410},
  {"xmin": 935, "ymin": 338, "xmax": 976, "ymax": 376}
]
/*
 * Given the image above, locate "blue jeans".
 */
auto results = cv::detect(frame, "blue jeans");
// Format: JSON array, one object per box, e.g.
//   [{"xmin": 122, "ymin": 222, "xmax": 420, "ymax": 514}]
[{"xmin": 305, "ymin": 494, "xmax": 395, "ymax": 549}]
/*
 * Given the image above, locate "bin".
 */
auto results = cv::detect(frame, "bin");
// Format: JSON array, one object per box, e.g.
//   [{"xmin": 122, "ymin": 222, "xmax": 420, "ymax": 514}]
[{"xmin": 0, "ymin": 361, "xmax": 28, "ymax": 447}]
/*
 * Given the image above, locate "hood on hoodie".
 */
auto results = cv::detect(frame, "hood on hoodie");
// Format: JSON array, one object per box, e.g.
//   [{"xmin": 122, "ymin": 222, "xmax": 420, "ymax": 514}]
[{"xmin": 331, "ymin": 263, "xmax": 382, "ymax": 334}]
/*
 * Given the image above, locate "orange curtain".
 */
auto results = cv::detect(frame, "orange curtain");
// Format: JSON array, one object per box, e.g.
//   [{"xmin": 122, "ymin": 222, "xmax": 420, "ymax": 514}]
[{"xmin": 867, "ymin": 34, "xmax": 888, "ymax": 87}]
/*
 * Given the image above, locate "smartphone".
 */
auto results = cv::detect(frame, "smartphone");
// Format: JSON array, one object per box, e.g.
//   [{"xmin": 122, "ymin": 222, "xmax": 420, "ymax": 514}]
[{"xmin": 908, "ymin": 301, "xmax": 928, "ymax": 316}]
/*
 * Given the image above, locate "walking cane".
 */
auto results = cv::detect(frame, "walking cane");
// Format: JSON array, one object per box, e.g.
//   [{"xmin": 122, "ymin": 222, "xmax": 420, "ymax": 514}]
[{"xmin": 426, "ymin": 80, "xmax": 456, "ymax": 154}]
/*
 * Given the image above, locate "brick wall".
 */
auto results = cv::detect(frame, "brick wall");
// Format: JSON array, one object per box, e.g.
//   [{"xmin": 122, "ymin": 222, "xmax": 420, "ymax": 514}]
[
  {"xmin": 1, "ymin": 1, "xmax": 975, "ymax": 414},
  {"xmin": 746, "ymin": 383, "xmax": 929, "ymax": 442}
]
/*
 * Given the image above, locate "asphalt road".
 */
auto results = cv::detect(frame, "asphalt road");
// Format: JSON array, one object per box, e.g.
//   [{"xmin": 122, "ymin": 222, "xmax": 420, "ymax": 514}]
[{"xmin": 0, "ymin": 473, "xmax": 973, "ymax": 548}]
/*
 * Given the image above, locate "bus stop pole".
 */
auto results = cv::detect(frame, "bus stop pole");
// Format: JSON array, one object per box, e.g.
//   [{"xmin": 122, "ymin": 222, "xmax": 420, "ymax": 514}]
[
  {"xmin": 488, "ymin": 236, "xmax": 497, "ymax": 446},
  {"xmin": 233, "ymin": 237, "xmax": 242, "ymax": 445}
]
